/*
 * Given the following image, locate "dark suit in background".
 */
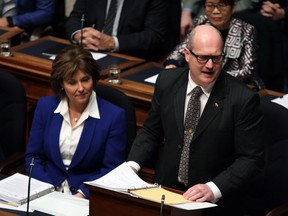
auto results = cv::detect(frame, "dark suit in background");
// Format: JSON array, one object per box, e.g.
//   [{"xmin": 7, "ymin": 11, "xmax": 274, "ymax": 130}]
[
  {"xmin": 128, "ymin": 68, "xmax": 265, "ymax": 215},
  {"xmin": 65, "ymin": 0, "xmax": 175, "ymax": 60}
]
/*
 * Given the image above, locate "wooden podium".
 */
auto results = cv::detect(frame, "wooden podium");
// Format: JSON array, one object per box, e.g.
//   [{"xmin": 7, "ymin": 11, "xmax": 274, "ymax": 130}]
[{"xmin": 86, "ymin": 184, "xmax": 202, "ymax": 216}]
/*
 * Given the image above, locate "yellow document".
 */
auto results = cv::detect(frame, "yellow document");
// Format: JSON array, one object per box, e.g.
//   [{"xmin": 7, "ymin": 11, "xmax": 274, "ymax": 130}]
[{"xmin": 129, "ymin": 187, "xmax": 191, "ymax": 205}]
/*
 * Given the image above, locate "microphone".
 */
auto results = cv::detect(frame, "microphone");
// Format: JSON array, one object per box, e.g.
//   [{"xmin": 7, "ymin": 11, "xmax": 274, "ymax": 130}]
[
  {"xmin": 80, "ymin": 14, "xmax": 85, "ymax": 47},
  {"xmin": 26, "ymin": 158, "xmax": 35, "ymax": 216},
  {"xmin": 160, "ymin": 194, "xmax": 165, "ymax": 216}
]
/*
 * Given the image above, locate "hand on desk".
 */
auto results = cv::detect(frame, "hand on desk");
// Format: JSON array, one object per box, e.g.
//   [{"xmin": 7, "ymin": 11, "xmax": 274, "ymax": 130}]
[
  {"xmin": 75, "ymin": 27, "xmax": 116, "ymax": 51},
  {"xmin": 74, "ymin": 192, "xmax": 85, "ymax": 199},
  {"xmin": 183, "ymin": 183, "xmax": 214, "ymax": 202}
]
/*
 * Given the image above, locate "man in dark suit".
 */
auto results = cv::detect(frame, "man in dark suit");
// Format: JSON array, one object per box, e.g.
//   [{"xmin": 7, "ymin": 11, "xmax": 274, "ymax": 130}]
[
  {"xmin": 65, "ymin": 0, "xmax": 175, "ymax": 60},
  {"xmin": 127, "ymin": 25, "xmax": 265, "ymax": 215}
]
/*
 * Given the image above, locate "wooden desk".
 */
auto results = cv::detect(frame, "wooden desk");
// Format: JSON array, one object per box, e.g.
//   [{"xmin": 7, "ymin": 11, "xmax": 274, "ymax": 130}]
[
  {"xmin": 0, "ymin": 27, "xmax": 23, "ymax": 46},
  {"xmin": 86, "ymin": 184, "xmax": 202, "ymax": 216},
  {"xmin": 99, "ymin": 62, "xmax": 163, "ymax": 128},
  {"xmin": 0, "ymin": 36, "xmax": 146, "ymax": 133},
  {"xmin": 0, "ymin": 210, "xmax": 16, "ymax": 216}
]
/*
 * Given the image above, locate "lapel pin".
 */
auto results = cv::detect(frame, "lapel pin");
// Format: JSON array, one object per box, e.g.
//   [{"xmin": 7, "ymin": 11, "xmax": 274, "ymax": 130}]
[{"xmin": 214, "ymin": 102, "xmax": 219, "ymax": 107}]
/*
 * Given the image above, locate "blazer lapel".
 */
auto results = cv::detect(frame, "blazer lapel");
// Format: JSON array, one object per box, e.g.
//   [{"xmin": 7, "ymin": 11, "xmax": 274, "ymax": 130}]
[
  {"xmin": 192, "ymin": 72, "xmax": 226, "ymax": 141},
  {"xmin": 49, "ymin": 114, "xmax": 66, "ymax": 170},
  {"xmin": 69, "ymin": 117, "xmax": 97, "ymax": 169}
]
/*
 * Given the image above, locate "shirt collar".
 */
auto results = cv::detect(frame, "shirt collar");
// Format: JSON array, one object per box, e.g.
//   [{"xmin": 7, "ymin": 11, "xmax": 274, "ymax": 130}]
[
  {"xmin": 187, "ymin": 71, "xmax": 215, "ymax": 98},
  {"xmin": 54, "ymin": 91, "xmax": 100, "ymax": 119}
]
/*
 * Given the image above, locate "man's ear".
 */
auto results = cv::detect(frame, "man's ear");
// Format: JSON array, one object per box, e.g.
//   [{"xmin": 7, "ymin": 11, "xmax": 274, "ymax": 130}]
[{"xmin": 184, "ymin": 47, "xmax": 190, "ymax": 63}]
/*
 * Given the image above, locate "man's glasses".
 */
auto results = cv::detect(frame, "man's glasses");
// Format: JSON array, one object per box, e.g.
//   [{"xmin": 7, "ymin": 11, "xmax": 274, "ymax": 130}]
[
  {"xmin": 187, "ymin": 48, "xmax": 223, "ymax": 64},
  {"xmin": 205, "ymin": 3, "xmax": 229, "ymax": 12}
]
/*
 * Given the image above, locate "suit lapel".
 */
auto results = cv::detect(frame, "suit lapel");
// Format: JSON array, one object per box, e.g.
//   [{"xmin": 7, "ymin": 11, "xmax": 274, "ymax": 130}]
[
  {"xmin": 69, "ymin": 117, "xmax": 97, "ymax": 169},
  {"xmin": 49, "ymin": 114, "xmax": 66, "ymax": 170},
  {"xmin": 174, "ymin": 69, "xmax": 189, "ymax": 140},
  {"xmin": 117, "ymin": 0, "xmax": 132, "ymax": 32},
  {"xmin": 93, "ymin": 0, "xmax": 108, "ymax": 30},
  {"xmin": 192, "ymin": 72, "xmax": 226, "ymax": 141}
]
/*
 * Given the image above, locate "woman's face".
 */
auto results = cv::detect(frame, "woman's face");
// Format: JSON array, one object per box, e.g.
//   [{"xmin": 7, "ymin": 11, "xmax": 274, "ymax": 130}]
[
  {"xmin": 63, "ymin": 69, "xmax": 93, "ymax": 109},
  {"xmin": 204, "ymin": 0, "xmax": 234, "ymax": 30}
]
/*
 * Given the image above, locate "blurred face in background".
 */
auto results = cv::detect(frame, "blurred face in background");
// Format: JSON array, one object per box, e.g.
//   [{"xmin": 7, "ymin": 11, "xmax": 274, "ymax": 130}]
[{"xmin": 204, "ymin": 0, "xmax": 235, "ymax": 30}]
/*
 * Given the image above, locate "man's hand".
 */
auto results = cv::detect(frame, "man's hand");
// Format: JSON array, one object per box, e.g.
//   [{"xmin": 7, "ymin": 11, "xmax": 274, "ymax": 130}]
[
  {"xmin": 180, "ymin": 10, "xmax": 193, "ymax": 39},
  {"xmin": 260, "ymin": 1, "xmax": 285, "ymax": 21},
  {"xmin": 165, "ymin": 64, "xmax": 177, "ymax": 69},
  {"xmin": 183, "ymin": 183, "xmax": 214, "ymax": 202},
  {"xmin": 74, "ymin": 192, "xmax": 85, "ymax": 199},
  {"xmin": 74, "ymin": 27, "xmax": 115, "ymax": 51}
]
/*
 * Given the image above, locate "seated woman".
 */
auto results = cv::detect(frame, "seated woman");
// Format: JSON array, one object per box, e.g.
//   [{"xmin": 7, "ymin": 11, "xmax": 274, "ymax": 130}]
[
  {"xmin": 164, "ymin": 0, "xmax": 264, "ymax": 90},
  {"xmin": 25, "ymin": 46, "xmax": 127, "ymax": 198}
]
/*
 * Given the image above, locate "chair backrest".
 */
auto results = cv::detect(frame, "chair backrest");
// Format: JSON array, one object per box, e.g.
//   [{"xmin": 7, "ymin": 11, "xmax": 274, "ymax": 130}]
[
  {"xmin": 94, "ymin": 84, "xmax": 136, "ymax": 157},
  {"xmin": 245, "ymin": 97, "xmax": 288, "ymax": 215},
  {"xmin": 0, "ymin": 71, "xmax": 26, "ymax": 160}
]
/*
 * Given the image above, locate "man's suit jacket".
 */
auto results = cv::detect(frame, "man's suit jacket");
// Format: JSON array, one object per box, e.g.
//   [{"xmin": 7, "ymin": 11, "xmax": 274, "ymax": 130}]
[
  {"xmin": 65, "ymin": 0, "xmax": 169, "ymax": 60},
  {"xmin": 127, "ymin": 67, "xmax": 264, "ymax": 214},
  {"xmin": 25, "ymin": 95, "xmax": 127, "ymax": 197}
]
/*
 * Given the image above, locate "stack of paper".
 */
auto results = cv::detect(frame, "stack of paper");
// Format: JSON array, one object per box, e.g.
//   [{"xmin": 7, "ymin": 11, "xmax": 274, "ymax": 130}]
[{"xmin": 0, "ymin": 173, "xmax": 54, "ymax": 206}]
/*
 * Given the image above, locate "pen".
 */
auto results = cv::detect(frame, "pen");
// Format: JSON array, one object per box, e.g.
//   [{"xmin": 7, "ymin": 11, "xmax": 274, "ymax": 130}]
[{"xmin": 128, "ymin": 184, "xmax": 159, "ymax": 192}]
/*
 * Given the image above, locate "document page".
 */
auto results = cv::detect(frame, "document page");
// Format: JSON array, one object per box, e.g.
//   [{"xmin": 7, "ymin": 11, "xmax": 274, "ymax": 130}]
[
  {"xmin": 130, "ymin": 187, "xmax": 189, "ymax": 204},
  {"xmin": 130, "ymin": 187, "xmax": 217, "ymax": 210},
  {"xmin": 0, "ymin": 173, "xmax": 54, "ymax": 206},
  {"xmin": 49, "ymin": 51, "xmax": 107, "ymax": 61},
  {"xmin": 272, "ymin": 94, "xmax": 288, "ymax": 109},
  {"xmin": 29, "ymin": 191, "xmax": 89, "ymax": 216},
  {"xmin": 85, "ymin": 162, "xmax": 157, "ymax": 192},
  {"xmin": 144, "ymin": 74, "xmax": 159, "ymax": 84}
]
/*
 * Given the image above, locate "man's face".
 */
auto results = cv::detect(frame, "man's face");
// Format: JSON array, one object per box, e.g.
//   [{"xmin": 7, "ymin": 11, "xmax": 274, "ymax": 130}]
[{"xmin": 184, "ymin": 32, "xmax": 223, "ymax": 86}]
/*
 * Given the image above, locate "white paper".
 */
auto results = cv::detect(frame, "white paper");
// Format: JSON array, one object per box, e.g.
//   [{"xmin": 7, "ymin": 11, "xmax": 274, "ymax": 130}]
[
  {"xmin": 144, "ymin": 74, "xmax": 159, "ymax": 84},
  {"xmin": 90, "ymin": 51, "xmax": 107, "ymax": 60},
  {"xmin": 49, "ymin": 51, "xmax": 107, "ymax": 61},
  {"xmin": 172, "ymin": 201, "xmax": 217, "ymax": 210},
  {"xmin": 29, "ymin": 191, "xmax": 89, "ymax": 216},
  {"xmin": 0, "ymin": 202, "xmax": 32, "ymax": 212},
  {"xmin": 85, "ymin": 162, "xmax": 156, "ymax": 192},
  {"xmin": 0, "ymin": 173, "xmax": 54, "ymax": 206},
  {"xmin": 271, "ymin": 94, "xmax": 288, "ymax": 109}
]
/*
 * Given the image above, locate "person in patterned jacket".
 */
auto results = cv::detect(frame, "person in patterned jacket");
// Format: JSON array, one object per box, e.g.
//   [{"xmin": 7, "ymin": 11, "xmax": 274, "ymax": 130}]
[{"xmin": 164, "ymin": 0, "xmax": 264, "ymax": 90}]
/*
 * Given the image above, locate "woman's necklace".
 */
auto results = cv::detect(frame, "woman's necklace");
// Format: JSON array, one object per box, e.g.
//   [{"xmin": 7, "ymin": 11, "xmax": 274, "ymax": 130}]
[{"xmin": 69, "ymin": 109, "xmax": 81, "ymax": 123}]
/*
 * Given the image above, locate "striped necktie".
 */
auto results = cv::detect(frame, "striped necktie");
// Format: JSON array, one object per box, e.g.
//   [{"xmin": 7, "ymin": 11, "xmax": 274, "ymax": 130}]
[{"xmin": 102, "ymin": 0, "xmax": 118, "ymax": 35}]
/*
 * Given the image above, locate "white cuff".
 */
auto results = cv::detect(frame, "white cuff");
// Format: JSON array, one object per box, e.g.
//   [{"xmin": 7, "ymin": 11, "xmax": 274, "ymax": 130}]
[
  {"xmin": 206, "ymin": 181, "xmax": 222, "ymax": 203},
  {"xmin": 126, "ymin": 161, "xmax": 141, "ymax": 173},
  {"xmin": 112, "ymin": 36, "xmax": 119, "ymax": 51}
]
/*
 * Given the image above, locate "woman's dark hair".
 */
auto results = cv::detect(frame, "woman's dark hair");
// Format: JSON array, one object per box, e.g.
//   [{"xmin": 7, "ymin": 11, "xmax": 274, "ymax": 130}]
[
  {"xmin": 50, "ymin": 46, "xmax": 100, "ymax": 99},
  {"xmin": 201, "ymin": 0, "xmax": 236, "ymax": 6}
]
